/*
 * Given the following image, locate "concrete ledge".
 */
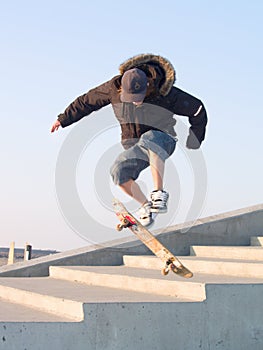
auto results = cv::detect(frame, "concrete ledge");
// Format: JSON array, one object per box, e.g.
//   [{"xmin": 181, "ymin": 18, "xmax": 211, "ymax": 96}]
[
  {"xmin": 0, "ymin": 299, "xmax": 73, "ymax": 322},
  {"xmin": 1, "ymin": 284, "xmax": 263, "ymax": 349},
  {"xmin": 0, "ymin": 203, "xmax": 262, "ymax": 277},
  {"xmin": 0, "ymin": 241, "xmax": 137, "ymax": 277},
  {"xmin": 0, "ymin": 283, "xmax": 84, "ymax": 321},
  {"xmin": 190, "ymin": 246, "xmax": 263, "ymax": 260},
  {"xmin": 123, "ymin": 255, "xmax": 263, "ymax": 278},
  {"xmin": 49, "ymin": 266, "xmax": 206, "ymax": 301}
]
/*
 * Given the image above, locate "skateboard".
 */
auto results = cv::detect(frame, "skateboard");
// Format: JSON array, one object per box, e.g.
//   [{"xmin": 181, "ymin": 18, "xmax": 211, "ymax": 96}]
[{"xmin": 113, "ymin": 198, "xmax": 193, "ymax": 278}]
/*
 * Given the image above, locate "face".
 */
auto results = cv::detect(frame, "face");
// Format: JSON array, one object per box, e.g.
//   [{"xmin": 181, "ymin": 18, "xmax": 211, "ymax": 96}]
[
  {"xmin": 133, "ymin": 101, "xmax": 144, "ymax": 106},
  {"xmin": 132, "ymin": 82, "xmax": 150, "ymax": 105}
]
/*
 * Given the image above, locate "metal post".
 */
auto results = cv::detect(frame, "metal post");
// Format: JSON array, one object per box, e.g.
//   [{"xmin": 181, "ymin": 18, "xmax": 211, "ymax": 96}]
[
  {"xmin": 7, "ymin": 241, "xmax": 15, "ymax": 265},
  {"xmin": 24, "ymin": 244, "xmax": 32, "ymax": 261}
]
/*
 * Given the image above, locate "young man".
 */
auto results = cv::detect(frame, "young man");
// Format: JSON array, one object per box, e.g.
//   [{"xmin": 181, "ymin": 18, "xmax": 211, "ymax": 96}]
[{"xmin": 51, "ymin": 54, "xmax": 207, "ymax": 226}]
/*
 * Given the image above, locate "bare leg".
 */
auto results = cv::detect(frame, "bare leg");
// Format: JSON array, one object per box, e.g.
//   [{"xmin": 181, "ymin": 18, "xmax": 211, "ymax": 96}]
[
  {"xmin": 119, "ymin": 179, "xmax": 148, "ymax": 205},
  {"xmin": 149, "ymin": 150, "xmax": 164, "ymax": 191},
  {"xmin": 119, "ymin": 151, "xmax": 164, "ymax": 203}
]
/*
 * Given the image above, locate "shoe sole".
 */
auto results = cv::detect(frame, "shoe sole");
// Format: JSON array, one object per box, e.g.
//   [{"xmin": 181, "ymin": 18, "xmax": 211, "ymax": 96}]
[
  {"xmin": 138, "ymin": 218, "xmax": 154, "ymax": 228},
  {"xmin": 151, "ymin": 208, "xmax": 167, "ymax": 213}
]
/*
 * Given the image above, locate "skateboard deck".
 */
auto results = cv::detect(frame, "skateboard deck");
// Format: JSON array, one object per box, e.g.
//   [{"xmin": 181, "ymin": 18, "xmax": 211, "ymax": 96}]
[{"xmin": 113, "ymin": 198, "xmax": 193, "ymax": 278}]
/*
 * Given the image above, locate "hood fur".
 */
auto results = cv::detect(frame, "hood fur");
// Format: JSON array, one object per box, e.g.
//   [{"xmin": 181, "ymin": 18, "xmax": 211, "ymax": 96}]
[{"xmin": 119, "ymin": 53, "xmax": 176, "ymax": 96}]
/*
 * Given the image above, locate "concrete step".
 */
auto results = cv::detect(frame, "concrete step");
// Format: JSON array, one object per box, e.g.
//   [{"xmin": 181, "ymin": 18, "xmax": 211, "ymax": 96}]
[
  {"xmin": 250, "ymin": 236, "xmax": 263, "ymax": 246},
  {"xmin": 49, "ymin": 265, "xmax": 263, "ymax": 302},
  {"xmin": 190, "ymin": 245, "xmax": 263, "ymax": 260},
  {"xmin": 50, "ymin": 265, "xmax": 206, "ymax": 301},
  {"xmin": 0, "ymin": 278, "xmax": 84, "ymax": 321},
  {"xmin": 123, "ymin": 255, "xmax": 263, "ymax": 278},
  {"xmin": 0, "ymin": 298, "xmax": 72, "ymax": 322},
  {"xmin": 1, "ymin": 280, "xmax": 263, "ymax": 350},
  {"xmin": 0, "ymin": 276, "xmax": 194, "ymax": 322}
]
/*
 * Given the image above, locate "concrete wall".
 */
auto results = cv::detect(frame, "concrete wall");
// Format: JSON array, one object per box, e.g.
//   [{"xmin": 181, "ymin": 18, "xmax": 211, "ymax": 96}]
[
  {"xmin": 157, "ymin": 203, "xmax": 263, "ymax": 255},
  {"xmin": 1, "ymin": 203, "xmax": 262, "ymax": 277},
  {"xmin": 1, "ymin": 284, "xmax": 263, "ymax": 349}
]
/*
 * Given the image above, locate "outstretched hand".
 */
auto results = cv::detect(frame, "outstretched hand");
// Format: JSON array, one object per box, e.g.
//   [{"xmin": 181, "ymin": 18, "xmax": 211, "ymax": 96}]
[{"xmin": 51, "ymin": 120, "xmax": 61, "ymax": 133}]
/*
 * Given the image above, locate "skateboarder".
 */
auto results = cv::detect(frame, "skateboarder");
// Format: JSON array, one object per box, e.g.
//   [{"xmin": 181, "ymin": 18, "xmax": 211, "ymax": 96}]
[{"xmin": 51, "ymin": 54, "xmax": 207, "ymax": 227}]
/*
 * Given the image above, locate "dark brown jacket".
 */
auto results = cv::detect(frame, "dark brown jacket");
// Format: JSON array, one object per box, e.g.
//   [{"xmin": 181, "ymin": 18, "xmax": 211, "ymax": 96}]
[{"xmin": 58, "ymin": 54, "xmax": 207, "ymax": 149}]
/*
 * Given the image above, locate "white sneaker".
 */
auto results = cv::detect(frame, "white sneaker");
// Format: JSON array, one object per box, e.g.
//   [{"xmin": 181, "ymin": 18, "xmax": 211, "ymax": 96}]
[
  {"xmin": 150, "ymin": 190, "xmax": 169, "ymax": 213},
  {"xmin": 138, "ymin": 201, "xmax": 154, "ymax": 227}
]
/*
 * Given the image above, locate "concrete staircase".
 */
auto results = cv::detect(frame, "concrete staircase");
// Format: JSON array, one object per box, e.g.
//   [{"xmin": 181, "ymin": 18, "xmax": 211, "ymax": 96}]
[{"xmin": 0, "ymin": 235, "xmax": 263, "ymax": 350}]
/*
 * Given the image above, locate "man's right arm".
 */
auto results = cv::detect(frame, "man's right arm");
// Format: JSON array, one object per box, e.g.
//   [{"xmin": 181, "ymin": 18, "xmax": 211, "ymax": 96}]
[{"xmin": 52, "ymin": 78, "xmax": 114, "ymax": 131}]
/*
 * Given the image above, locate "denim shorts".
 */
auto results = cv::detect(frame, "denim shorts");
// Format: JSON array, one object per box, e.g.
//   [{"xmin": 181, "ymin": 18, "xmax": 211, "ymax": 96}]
[{"xmin": 110, "ymin": 130, "xmax": 177, "ymax": 185}]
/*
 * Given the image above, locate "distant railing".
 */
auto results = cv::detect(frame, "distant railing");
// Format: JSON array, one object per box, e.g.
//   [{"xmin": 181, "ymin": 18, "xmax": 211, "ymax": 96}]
[{"xmin": 7, "ymin": 242, "xmax": 32, "ymax": 265}]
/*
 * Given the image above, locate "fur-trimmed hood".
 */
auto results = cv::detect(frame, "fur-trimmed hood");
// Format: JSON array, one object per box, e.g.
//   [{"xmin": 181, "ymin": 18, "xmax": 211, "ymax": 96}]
[{"xmin": 119, "ymin": 54, "xmax": 176, "ymax": 96}]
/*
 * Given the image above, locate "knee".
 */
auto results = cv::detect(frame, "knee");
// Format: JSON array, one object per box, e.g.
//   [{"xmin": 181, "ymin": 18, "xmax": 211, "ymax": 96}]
[{"xmin": 110, "ymin": 162, "xmax": 129, "ymax": 186}]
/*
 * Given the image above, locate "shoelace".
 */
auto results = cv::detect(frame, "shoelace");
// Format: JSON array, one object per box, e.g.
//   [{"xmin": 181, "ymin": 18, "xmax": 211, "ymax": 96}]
[
  {"xmin": 151, "ymin": 191, "xmax": 168, "ymax": 202},
  {"xmin": 139, "ymin": 202, "xmax": 152, "ymax": 218}
]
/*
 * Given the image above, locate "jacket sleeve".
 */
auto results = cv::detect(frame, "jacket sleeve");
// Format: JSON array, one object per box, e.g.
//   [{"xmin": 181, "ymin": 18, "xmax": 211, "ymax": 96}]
[
  {"xmin": 57, "ymin": 79, "xmax": 113, "ymax": 127},
  {"xmin": 167, "ymin": 87, "xmax": 208, "ymax": 148},
  {"xmin": 186, "ymin": 105, "xmax": 207, "ymax": 149}
]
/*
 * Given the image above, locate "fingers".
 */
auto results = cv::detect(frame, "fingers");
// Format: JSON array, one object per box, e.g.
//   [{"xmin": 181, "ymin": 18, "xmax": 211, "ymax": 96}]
[{"xmin": 51, "ymin": 121, "xmax": 61, "ymax": 133}]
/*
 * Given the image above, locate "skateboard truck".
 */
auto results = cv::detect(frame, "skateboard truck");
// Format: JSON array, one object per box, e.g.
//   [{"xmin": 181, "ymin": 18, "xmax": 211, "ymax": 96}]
[
  {"xmin": 113, "ymin": 199, "xmax": 193, "ymax": 279},
  {"xmin": 116, "ymin": 213, "xmax": 136, "ymax": 231},
  {"xmin": 162, "ymin": 258, "xmax": 177, "ymax": 276}
]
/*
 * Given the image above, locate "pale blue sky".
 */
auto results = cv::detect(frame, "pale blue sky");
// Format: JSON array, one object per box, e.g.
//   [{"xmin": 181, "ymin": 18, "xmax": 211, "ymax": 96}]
[{"xmin": 1, "ymin": 1, "xmax": 262, "ymax": 250}]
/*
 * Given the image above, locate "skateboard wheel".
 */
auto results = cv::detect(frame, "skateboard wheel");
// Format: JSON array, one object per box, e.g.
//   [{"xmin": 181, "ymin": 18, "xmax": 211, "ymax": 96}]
[
  {"xmin": 122, "ymin": 218, "xmax": 129, "ymax": 225},
  {"xmin": 116, "ymin": 224, "xmax": 123, "ymax": 231},
  {"xmin": 170, "ymin": 264, "xmax": 180, "ymax": 275},
  {"xmin": 162, "ymin": 268, "xmax": 169, "ymax": 276},
  {"xmin": 170, "ymin": 263, "xmax": 177, "ymax": 271}
]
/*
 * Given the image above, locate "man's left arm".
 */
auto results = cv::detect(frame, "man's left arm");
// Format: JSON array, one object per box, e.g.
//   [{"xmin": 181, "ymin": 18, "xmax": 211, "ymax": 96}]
[
  {"xmin": 167, "ymin": 87, "xmax": 208, "ymax": 149},
  {"xmin": 186, "ymin": 104, "xmax": 207, "ymax": 149}
]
